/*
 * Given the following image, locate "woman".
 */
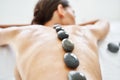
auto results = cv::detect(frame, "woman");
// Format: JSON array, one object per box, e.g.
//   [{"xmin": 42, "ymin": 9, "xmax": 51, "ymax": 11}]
[{"xmin": 0, "ymin": 0, "xmax": 109, "ymax": 80}]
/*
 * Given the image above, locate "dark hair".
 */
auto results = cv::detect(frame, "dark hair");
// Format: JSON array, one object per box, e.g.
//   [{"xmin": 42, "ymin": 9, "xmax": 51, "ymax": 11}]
[{"xmin": 31, "ymin": 0, "xmax": 69, "ymax": 25}]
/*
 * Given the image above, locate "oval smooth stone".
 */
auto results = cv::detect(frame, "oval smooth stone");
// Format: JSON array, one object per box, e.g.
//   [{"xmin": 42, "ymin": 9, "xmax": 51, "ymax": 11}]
[
  {"xmin": 56, "ymin": 26, "xmax": 64, "ymax": 32},
  {"xmin": 53, "ymin": 24, "xmax": 64, "ymax": 32},
  {"xmin": 68, "ymin": 71, "xmax": 87, "ymax": 80},
  {"xmin": 107, "ymin": 42, "xmax": 119, "ymax": 53},
  {"xmin": 62, "ymin": 39, "xmax": 74, "ymax": 52},
  {"xmin": 57, "ymin": 30, "xmax": 69, "ymax": 40},
  {"xmin": 64, "ymin": 53, "xmax": 79, "ymax": 69},
  {"xmin": 53, "ymin": 24, "xmax": 60, "ymax": 29}
]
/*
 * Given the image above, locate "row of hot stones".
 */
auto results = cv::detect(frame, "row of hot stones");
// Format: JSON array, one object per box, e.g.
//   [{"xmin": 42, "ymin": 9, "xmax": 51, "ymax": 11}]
[{"xmin": 53, "ymin": 24, "xmax": 87, "ymax": 80}]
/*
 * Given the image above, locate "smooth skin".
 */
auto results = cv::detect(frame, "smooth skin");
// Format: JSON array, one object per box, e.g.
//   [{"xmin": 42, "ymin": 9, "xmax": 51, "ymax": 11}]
[{"xmin": 0, "ymin": 4, "xmax": 109, "ymax": 80}]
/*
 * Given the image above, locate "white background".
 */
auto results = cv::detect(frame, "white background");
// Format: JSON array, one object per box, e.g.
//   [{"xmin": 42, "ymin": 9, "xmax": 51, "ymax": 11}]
[
  {"xmin": 0, "ymin": 0, "xmax": 120, "ymax": 24},
  {"xmin": 0, "ymin": 0, "xmax": 120, "ymax": 80}
]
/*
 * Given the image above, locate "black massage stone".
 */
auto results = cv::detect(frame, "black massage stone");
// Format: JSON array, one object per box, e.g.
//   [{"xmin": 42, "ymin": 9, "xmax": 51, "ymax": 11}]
[
  {"xmin": 64, "ymin": 53, "xmax": 79, "ymax": 69},
  {"xmin": 62, "ymin": 39, "xmax": 74, "ymax": 52},
  {"xmin": 53, "ymin": 24, "xmax": 60, "ymax": 29},
  {"xmin": 68, "ymin": 71, "xmax": 86, "ymax": 80},
  {"xmin": 107, "ymin": 42, "xmax": 119, "ymax": 53},
  {"xmin": 53, "ymin": 24, "xmax": 64, "ymax": 32},
  {"xmin": 58, "ymin": 30, "xmax": 69, "ymax": 40},
  {"xmin": 56, "ymin": 26, "xmax": 64, "ymax": 32}
]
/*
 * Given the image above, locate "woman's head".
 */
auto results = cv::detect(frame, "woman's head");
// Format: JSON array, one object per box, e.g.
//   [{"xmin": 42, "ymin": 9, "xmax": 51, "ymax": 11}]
[{"xmin": 32, "ymin": 0, "xmax": 74, "ymax": 25}]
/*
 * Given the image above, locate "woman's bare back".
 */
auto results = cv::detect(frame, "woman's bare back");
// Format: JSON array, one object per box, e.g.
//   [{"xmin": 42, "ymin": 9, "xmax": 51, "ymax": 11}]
[{"xmin": 11, "ymin": 25, "xmax": 102, "ymax": 80}]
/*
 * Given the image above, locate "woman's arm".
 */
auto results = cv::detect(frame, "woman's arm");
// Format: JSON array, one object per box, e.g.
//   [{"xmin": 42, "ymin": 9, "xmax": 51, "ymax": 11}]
[
  {"xmin": 0, "ymin": 24, "xmax": 30, "ymax": 28},
  {"xmin": 0, "ymin": 27, "xmax": 21, "ymax": 45},
  {"xmin": 78, "ymin": 19, "xmax": 110, "ymax": 40},
  {"xmin": 90, "ymin": 19, "xmax": 110, "ymax": 40},
  {"xmin": 78, "ymin": 19, "xmax": 99, "ymax": 26},
  {"xmin": 0, "ymin": 24, "xmax": 30, "ymax": 45}
]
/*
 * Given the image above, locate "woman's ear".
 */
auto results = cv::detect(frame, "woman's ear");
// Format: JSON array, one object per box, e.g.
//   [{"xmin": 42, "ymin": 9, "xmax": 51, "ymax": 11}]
[{"xmin": 57, "ymin": 4, "xmax": 65, "ymax": 18}]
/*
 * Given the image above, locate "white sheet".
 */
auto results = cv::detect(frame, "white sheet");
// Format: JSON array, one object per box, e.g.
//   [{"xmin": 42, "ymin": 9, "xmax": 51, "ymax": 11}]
[{"xmin": 99, "ymin": 21, "xmax": 120, "ymax": 80}]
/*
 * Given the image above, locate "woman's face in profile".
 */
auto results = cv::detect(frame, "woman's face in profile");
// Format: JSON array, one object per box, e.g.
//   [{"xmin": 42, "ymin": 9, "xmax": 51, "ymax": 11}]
[{"xmin": 62, "ymin": 6, "xmax": 76, "ymax": 25}]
